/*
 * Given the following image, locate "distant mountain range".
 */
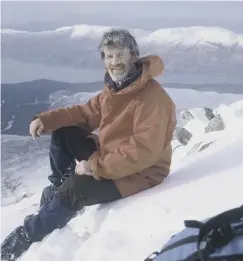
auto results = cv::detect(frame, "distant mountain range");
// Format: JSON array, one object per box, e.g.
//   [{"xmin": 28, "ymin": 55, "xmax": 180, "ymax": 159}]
[
  {"xmin": 2, "ymin": 25, "xmax": 243, "ymax": 76},
  {"xmin": 1, "ymin": 79, "xmax": 101, "ymax": 136}
]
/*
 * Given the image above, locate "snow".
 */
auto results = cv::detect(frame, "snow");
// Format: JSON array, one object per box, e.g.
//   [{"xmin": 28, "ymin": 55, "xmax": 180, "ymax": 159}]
[
  {"xmin": 2, "ymin": 115, "xmax": 15, "ymax": 132},
  {"xmin": 1, "ymin": 135, "xmax": 50, "ymax": 206},
  {"xmin": 141, "ymin": 26, "xmax": 243, "ymax": 46},
  {"xmin": 1, "ymin": 98, "xmax": 243, "ymax": 261},
  {"xmin": 165, "ymin": 88, "xmax": 243, "ymax": 125}
]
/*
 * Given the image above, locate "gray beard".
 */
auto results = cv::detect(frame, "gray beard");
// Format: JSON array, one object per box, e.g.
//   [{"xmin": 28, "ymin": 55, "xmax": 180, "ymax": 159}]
[
  {"xmin": 109, "ymin": 71, "xmax": 127, "ymax": 83},
  {"xmin": 110, "ymin": 64, "xmax": 137, "ymax": 84}
]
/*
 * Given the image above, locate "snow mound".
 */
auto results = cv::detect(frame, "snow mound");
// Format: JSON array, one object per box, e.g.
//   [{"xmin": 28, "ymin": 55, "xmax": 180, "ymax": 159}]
[
  {"xmin": 172, "ymin": 100, "xmax": 243, "ymax": 159},
  {"xmin": 1, "ymin": 99, "xmax": 243, "ymax": 261},
  {"xmin": 141, "ymin": 26, "xmax": 243, "ymax": 46},
  {"xmin": 56, "ymin": 24, "xmax": 115, "ymax": 39}
]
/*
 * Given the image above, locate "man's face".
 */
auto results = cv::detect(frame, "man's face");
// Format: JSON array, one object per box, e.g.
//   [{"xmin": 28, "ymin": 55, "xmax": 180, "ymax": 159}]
[{"xmin": 103, "ymin": 45, "xmax": 133, "ymax": 82}]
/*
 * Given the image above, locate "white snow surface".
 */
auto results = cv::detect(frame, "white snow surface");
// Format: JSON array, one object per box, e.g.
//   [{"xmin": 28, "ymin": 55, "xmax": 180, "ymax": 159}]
[
  {"xmin": 2, "ymin": 115, "xmax": 15, "ymax": 132},
  {"xmin": 1, "ymin": 98, "xmax": 243, "ymax": 261}
]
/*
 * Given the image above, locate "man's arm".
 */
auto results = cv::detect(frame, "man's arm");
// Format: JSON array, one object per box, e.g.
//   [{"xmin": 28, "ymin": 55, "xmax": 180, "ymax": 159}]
[
  {"xmin": 88, "ymin": 85, "xmax": 176, "ymax": 180},
  {"xmin": 35, "ymin": 93, "xmax": 102, "ymax": 133}
]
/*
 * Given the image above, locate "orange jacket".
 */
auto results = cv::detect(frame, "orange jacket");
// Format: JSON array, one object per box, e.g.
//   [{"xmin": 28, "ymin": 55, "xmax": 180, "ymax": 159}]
[{"xmin": 37, "ymin": 55, "xmax": 177, "ymax": 197}]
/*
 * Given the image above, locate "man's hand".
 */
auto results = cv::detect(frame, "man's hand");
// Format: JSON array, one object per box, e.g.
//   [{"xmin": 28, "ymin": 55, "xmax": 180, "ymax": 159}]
[
  {"xmin": 75, "ymin": 161, "xmax": 93, "ymax": 176},
  {"xmin": 29, "ymin": 118, "xmax": 44, "ymax": 139}
]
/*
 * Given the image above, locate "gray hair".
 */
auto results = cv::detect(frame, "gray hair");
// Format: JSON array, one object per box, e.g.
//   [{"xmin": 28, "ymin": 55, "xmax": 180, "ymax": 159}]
[{"xmin": 98, "ymin": 29, "xmax": 140, "ymax": 60}]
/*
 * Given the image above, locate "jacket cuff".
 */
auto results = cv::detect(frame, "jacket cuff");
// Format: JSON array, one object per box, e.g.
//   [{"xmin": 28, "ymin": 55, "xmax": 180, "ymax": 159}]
[{"xmin": 88, "ymin": 151, "xmax": 100, "ymax": 180}]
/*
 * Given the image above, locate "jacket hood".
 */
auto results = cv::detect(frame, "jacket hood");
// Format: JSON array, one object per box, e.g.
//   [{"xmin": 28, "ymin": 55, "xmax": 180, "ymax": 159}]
[{"xmin": 139, "ymin": 55, "xmax": 164, "ymax": 79}]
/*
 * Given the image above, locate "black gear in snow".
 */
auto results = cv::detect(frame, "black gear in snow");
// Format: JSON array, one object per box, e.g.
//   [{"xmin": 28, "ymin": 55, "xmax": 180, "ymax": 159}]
[{"xmin": 1, "ymin": 226, "xmax": 31, "ymax": 261}]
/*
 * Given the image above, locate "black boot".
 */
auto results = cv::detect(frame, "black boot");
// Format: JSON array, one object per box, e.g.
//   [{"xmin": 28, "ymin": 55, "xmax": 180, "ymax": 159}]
[{"xmin": 1, "ymin": 226, "xmax": 31, "ymax": 261}]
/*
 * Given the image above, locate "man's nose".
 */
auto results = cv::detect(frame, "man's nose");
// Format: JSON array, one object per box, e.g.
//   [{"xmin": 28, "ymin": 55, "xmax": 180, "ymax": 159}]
[{"xmin": 111, "ymin": 56, "xmax": 120, "ymax": 65}]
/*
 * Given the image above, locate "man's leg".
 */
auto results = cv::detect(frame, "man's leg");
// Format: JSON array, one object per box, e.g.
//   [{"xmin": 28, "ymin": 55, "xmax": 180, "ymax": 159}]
[
  {"xmin": 25, "ymin": 175, "xmax": 121, "ymax": 242},
  {"xmin": 40, "ymin": 184, "xmax": 58, "ymax": 207},
  {"xmin": 48, "ymin": 126, "xmax": 96, "ymax": 187},
  {"xmin": 1, "ymin": 175, "xmax": 121, "ymax": 260},
  {"xmin": 58, "ymin": 175, "xmax": 122, "ymax": 207}
]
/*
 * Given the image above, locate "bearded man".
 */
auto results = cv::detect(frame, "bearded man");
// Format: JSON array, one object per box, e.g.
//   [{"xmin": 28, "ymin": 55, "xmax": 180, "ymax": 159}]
[{"xmin": 1, "ymin": 29, "xmax": 176, "ymax": 260}]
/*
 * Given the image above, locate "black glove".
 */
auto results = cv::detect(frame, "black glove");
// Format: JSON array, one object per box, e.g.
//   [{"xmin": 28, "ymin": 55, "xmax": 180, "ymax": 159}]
[{"xmin": 58, "ymin": 175, "xmax": 85, "ymax": 210}]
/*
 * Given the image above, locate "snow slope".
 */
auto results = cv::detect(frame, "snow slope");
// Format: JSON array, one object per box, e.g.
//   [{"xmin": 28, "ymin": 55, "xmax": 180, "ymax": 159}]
[{"xmin": 1, "ymin": 100, "xmax": 243, "ymax": 261}]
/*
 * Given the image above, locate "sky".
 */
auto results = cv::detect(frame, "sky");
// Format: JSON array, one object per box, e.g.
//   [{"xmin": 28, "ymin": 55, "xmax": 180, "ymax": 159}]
[{"xmin": 2, "ymin": 1, "xmax": 243, "ymax": 33}]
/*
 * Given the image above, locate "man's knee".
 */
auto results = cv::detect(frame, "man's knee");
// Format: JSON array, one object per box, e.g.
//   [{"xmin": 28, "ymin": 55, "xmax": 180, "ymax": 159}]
[
  {"xmin": 51, "ymin": 127, "xmax": 89, "ymax": 144},
  {"xmin": 40, "ymin": 185, "xmax": 57, "ymax": 207},
  {"xmin": 57, "ymin": 175, "xmax": 88, "ymax": 211},
  {"xmin": 51, "ymin": 127, "xmax": 71, "ymax": 144}
]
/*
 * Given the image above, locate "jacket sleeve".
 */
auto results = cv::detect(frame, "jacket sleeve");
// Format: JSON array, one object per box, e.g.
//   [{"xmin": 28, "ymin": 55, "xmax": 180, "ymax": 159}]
[
  {"xmin": 88, "ymin": 87, "xmax": 176, "ymax": 180},
  {"xmin": 37, "ymin": 93, "xmax": 102, "ymax": 133}
]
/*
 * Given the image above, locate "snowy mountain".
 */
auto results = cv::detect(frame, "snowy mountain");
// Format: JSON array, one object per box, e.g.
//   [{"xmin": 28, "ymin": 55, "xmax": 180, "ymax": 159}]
[
  {"xmin": 1, "ymin": 99, "xmax": 243, "ymax": 261},
  {"xmin": 2, "ymin": 25, "xmax": 243, "ymax": 77},
  {"xmin": 2, "ymin": 4, "xmax": 243, "ymax": 259}
]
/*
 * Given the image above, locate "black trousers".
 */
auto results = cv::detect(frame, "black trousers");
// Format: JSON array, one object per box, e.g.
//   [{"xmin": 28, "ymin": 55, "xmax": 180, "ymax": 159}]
[
  {"xmin": 24, "ymin": 127, "xmax": 121, "ymax": 243},
  {"xmin": 48, "ymin": 126, "xmax": 96, "ymax": 186},
  {"xmin": 48, "ymin": 126, "xmax": 121, "ymax": 203}
]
